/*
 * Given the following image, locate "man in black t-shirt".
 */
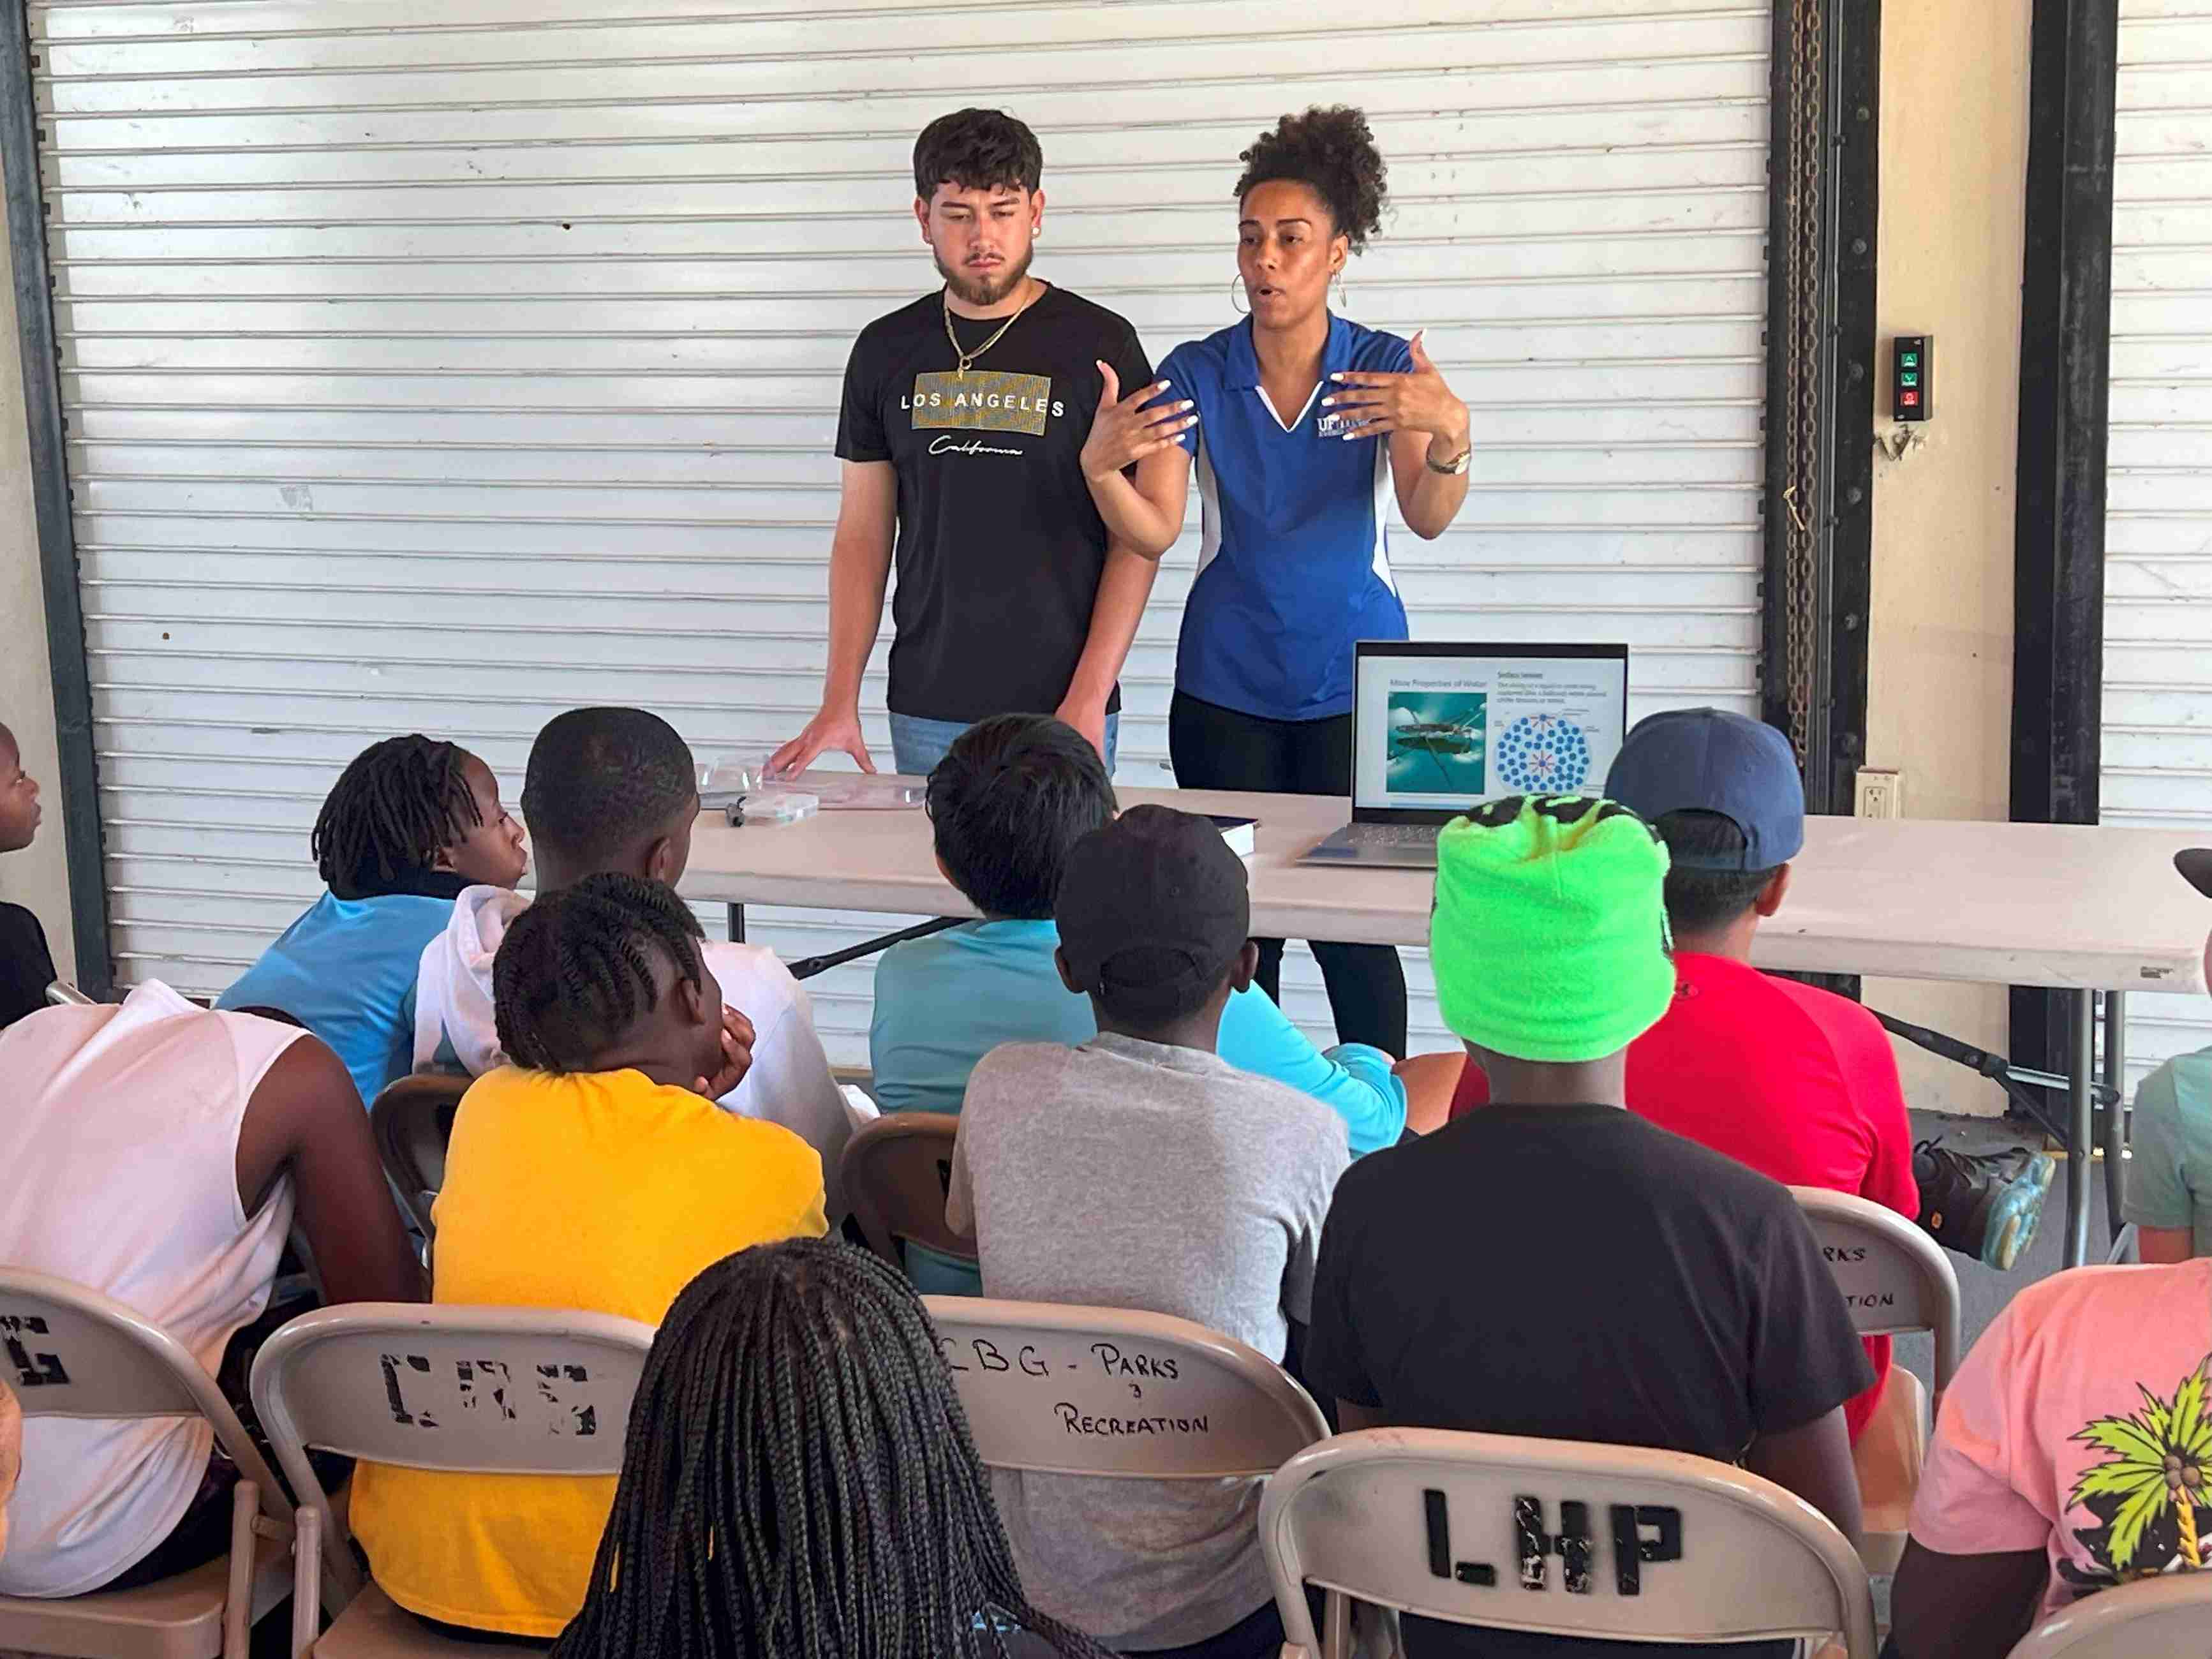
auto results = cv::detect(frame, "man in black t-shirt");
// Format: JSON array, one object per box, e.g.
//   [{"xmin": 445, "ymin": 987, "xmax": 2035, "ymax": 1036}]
[
  {"xmin": 0, "ymin": 720, "xmax": 59, "ymax": 1032},
  {"xmin": 1305, "ymin": 796, "xmax": 1871, "ymax": 1659},
  {"xmin": 769, "ymin": 109, "xmax": 1194, "ymax": 782}
]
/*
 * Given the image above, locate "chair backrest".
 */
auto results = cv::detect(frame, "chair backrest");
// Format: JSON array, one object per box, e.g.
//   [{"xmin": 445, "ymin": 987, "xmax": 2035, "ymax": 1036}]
[
  {"xmin": 44, "ymin": 980, "xmax": 94, "ymax": 1007},
  {"xmin": 1791, "ymin": 1186, "xmax": 1963, "ymax": 1396},
  {"xmin": 842, "ymin": 1112, "xmax": 974, "ymax": 1266},
  {"xmin": 0, "ymin": 1267, "xmax": 290, "ymax": 1509},
  {"xmin": 369, "ymin": 1073, "xmax": 469, "ymax": 1239},
  {"xmin": 249, "ymin": 1302, "xmax": 655, "ymax": 1608},
  {"xmin": 920, "ymin": 1296, "xmax": 1326, "ymax": 1479},
  {"xmin": 1260, "ymin": 1428, "xmax": 1878, "ymax": 1659},
  {"xmin": 2007, "ymin": 1572, "xmax": 2212, "ymax": 1659}
]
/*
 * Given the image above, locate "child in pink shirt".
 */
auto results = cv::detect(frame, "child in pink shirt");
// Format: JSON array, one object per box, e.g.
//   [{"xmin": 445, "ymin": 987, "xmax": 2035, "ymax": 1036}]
[{"xmin": 1887, "ymin": 1258, "xmax": 2212, "ymax": 1658}]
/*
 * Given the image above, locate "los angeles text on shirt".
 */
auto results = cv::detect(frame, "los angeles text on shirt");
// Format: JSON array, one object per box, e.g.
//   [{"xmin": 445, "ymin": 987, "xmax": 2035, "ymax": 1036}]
[{"xmin": 905, "ymin": 369, "xmax": 1067, "ymax": 436}]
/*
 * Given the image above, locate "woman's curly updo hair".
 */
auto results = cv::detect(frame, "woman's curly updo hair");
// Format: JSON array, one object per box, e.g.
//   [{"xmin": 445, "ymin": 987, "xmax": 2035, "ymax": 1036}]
[{"xmin": 1233, "ymin": 105, "xmax": 1389, "ymax": 253}]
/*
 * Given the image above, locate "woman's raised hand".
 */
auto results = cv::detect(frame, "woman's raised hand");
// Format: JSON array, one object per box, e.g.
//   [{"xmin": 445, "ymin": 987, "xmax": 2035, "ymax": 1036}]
[
  {"xmin": 1320, "ymin": 330, "xmax": 1469, "ymax": 452},
  {"xmin": 1080, "ymin": 363, "xmax": 1198, "ymax": 482}
]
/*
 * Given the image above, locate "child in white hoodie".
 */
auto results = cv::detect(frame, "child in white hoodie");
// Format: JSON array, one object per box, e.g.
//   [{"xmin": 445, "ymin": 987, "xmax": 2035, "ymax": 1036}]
[{"xmin": 413, "ymin": 706, "xmax": 852, "ymax": 1217}]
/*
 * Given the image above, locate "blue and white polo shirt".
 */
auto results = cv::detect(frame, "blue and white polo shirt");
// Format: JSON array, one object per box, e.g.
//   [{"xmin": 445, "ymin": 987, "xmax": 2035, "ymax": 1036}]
[{"xmin": 1159, "ymin": 313, "xmax": 1414, "ymax": 723}]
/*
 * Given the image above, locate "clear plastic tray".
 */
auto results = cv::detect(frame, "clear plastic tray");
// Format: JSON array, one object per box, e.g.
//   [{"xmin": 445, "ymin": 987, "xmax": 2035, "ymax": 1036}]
[{"xmin": 701, "ymin": 753, "xmax": 925, "ymax": 811}]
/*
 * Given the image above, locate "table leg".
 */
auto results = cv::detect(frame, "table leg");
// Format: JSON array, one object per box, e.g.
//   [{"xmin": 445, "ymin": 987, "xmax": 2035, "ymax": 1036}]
[
  {"xmin": 2066, "ymin": 988, "xmax": 2095, "ymax": 1269},
  {"xmin": 727, "ymin": 902, "xmax": 745, "ymax": 944},
  {"xmin": 2103, "ymin": 990, "xmax": 2127, "ymax": 1243}
]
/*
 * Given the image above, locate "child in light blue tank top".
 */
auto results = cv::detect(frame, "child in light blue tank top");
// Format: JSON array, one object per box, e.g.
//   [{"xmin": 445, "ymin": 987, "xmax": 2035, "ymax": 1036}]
[{"xmin": 219, "ymin": 735, "xmax": 528, "ymax": 1110}]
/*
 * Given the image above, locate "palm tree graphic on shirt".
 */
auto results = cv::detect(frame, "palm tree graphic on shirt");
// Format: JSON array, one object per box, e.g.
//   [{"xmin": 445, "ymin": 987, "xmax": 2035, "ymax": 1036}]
[{"xmin": 2066, "ymin": 1357, "xmax": 2212, "ymax": 1584}]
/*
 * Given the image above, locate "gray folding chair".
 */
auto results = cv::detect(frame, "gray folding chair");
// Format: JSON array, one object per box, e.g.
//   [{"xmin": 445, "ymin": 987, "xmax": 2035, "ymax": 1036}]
[
  {"xmin": 921, "ymin": 1297, "xmax": 1344, "ymax": 1648},
  {"xmin": 2007, "ymin": 1572, "xmax": 2212, "ymax": 1658},
  {"xmin": 0, "ymin": 1268, "xmax": 307, "ymax": 1659},
  {"xmin": 1260, "ymin": 1427, "xmax": 1878, "ymax": 1659},
  {"xmin": 843, "ymin": 1112, "xmax": 976, "ymax": 1272},
  {"xmin": 2105, "ymin": 1223, "xmax": 2139, "ymax": 1265},
  {"xmin": 46, "ymin": 980, "xmax": 96, "ymax": 1007},
  {"xmin": 1792, "ymin": 1186, "xmax": 1962, "ymax": 1574},
  {"xmin": 367, "ymin": 1075, "xmax": 468, "ymax": 1244},
  {"xmin": 249, "ymin": 1302, "xmax": 655, "ymax": 1658}
]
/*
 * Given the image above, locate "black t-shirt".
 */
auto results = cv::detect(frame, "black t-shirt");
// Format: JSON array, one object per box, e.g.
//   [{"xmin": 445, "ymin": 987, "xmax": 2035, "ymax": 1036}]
[
  {"xmin": 835, "ymin": 285, "xmax": 1152, "ymax": 724},
  {"xmin": 0, "ymin": 900, "xmax": 59, "ymax": 1034},
  {"xmin": 1305, "ymin": 1105, "xmax": 1872, "ymax": 1659}
]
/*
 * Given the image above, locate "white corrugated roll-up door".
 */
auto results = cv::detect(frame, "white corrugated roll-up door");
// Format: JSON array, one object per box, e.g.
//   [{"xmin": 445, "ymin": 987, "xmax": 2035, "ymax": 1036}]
[
  {"xmin": 2105, "ymin": 0, "xmax": 2212, "ymax": 1095},
  {"xmin": 33, "ymin": 0, "xmax": 1769, "ymax": 1067}
]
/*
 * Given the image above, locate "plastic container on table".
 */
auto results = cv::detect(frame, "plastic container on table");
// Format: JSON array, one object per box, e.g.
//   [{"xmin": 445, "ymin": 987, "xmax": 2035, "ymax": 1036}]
[{"xmin": 699, "ymin": 753, "xmax": 926, "ymax": 812}]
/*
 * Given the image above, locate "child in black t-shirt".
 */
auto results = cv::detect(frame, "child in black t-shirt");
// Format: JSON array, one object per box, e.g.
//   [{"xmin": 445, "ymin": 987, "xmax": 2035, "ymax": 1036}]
[
  {"xmin": 0, "ymin": 720, "xmax": 58, "ymax": 1033},
  {"xmin": 1303, "ymin": 794, "xmax": 1871, "ymax": 1659}
]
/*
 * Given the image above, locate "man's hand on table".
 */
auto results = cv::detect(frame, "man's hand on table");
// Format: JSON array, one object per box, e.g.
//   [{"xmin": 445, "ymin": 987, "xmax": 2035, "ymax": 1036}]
[{"xmin": 769, "ymin": 704, "xmax": 877, "ymax": 778}]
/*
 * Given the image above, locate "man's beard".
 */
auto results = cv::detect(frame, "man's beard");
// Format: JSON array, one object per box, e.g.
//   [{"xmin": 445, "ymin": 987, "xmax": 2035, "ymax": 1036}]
[{"xmin": 936, "ymin": 242, "xmax": 1034, "ymax": 309}]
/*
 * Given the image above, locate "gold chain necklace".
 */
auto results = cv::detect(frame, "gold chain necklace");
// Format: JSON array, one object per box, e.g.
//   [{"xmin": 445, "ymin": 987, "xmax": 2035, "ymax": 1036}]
[{"xmin": 942, "ymin": 283, "xmax": 1039, "ymax": 376}]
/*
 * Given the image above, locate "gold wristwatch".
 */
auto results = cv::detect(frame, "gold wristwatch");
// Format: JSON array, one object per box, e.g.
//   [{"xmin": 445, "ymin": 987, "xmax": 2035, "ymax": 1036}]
[{"xmin": 1426, "ymin": 440, "xmax": 1473, "ymax": 476}]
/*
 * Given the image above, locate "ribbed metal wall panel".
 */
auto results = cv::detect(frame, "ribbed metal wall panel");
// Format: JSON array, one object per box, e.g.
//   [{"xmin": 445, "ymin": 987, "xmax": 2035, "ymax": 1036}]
[
  {"xmin": 31, "ymin": 0, "xmax": 1769, "ymax": 1064},
  {"xmin": 2105, "ymin": 0, "xmax": 2212, "ymax": 1091}
]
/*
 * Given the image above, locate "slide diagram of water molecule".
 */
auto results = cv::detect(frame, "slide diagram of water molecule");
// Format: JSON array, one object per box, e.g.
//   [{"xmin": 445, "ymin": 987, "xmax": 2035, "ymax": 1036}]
[{"xmin": 1493, "ymin": 714, "xmax": 1593, "ymax": 792}]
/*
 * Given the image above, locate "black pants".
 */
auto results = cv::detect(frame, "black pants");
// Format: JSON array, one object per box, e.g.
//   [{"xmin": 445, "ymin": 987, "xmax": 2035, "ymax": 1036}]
[{"xmin": 1169, "ymin": 691, "xmax": 1409, "ymax": 1055}]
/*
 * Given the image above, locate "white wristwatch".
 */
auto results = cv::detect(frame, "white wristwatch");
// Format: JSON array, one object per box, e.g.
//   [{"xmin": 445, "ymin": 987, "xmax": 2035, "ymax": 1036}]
[{"xmin": 1426, "ymin": 442, "xmax": 1473, "ymax": 476}]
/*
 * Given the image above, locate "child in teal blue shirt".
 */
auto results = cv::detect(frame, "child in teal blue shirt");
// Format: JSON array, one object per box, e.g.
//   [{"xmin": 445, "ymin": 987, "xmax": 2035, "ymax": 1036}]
[
  {"xmin": 219, "ymin": 736, "xmax": 528, "ymax": 1109},
  {"xmin": 872, "ymin": 715, "xmax": 1407, "ymax": 1290}
]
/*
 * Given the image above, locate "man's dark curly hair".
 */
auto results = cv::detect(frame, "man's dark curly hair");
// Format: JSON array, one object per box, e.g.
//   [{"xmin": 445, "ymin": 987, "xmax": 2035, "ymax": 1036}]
[
  {"xmin": 914, "ymin": 108, "xmax": 1043, "ymax": 201},
  {"xmin": 1234, "ymin": 105, "xmax": 1389, "ymax": 253}
]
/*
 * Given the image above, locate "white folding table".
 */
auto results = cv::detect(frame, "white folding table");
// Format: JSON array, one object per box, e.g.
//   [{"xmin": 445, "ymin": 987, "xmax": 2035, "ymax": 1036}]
[{"xmin": 682, "ymin": 782, "xmax": 2212, "ymax": 1268}]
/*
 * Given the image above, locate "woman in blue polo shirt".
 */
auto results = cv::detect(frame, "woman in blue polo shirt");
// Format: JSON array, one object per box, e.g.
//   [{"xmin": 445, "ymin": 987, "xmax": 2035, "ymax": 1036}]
[{"xmin": 1083, "ymin": 107, "xmax": 1471, "ymax": 1054}]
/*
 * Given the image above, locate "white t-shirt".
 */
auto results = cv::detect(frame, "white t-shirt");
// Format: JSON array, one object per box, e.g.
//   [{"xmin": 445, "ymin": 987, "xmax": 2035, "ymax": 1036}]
[
  {"xmin": 0, "ymin": 983, "xmax": 304, "ymax": 1596},
  {"xmin": 415, "ymin": 885, "xmax": 854, "ymax": 1217}
]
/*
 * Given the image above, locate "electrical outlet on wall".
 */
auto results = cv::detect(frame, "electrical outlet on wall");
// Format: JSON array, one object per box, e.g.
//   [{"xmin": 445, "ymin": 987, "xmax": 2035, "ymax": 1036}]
[{"xmin": 1855, "ymin": 767, "xmax": 1904, "ymax": 820}]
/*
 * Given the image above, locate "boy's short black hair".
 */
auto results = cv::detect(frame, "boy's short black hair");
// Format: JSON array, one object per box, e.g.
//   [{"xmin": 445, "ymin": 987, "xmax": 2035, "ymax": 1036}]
[
  {"xmin": 926, "ymin": 714, "xmax": 1115, "ymax": 919},
  {"xmin": 1234, "ymin": 105, "xmax": 1389, "ymax": 253},
  {"xmin": 521, "ymin": 708, "xmax": 696, "ymax": 870},
  {"xmin": 1654, "ymin": 810, "xmax": 1779, "ymax": 933},
  {"xmin": 312, "ymin": 734, "xmax": 482, "ymax": 897},
  {"xmin": 492, "ymin": 874, "xmax": 705, "ymax": 1074},
  {"xmin": 913, "ymin": 108, "xmax": 1043, "ymax": 201}
]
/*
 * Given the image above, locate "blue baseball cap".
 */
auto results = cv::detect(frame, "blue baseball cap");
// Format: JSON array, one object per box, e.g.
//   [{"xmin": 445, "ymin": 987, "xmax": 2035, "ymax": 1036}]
[{"xmin": 1603, "ymin": 708, "xmax": 1805, "ymax": 872}]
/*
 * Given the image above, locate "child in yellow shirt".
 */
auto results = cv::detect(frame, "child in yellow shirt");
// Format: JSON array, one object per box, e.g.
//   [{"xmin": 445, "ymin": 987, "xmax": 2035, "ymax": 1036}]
[{"xmin": 348, "ymin": 874, "xmax": 828, "ymax": 1640}]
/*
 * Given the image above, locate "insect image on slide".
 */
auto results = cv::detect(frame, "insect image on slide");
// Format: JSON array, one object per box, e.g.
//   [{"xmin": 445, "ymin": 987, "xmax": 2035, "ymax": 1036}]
[{"xmin": 1387, "ymin": 692, "xmax": 1487, "ymax": 794}]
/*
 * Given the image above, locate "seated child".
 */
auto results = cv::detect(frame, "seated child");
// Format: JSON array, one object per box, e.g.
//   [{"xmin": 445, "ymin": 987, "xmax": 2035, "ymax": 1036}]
[
  {"xmin": 350, "ymin": 874, "xmax": 828, "ymax": 1642},
  {"xmin": 0, "ymin": 987, "xmax": 420, "ymax": 1596},
  {"xmin": 413, "ymin": 706, "xmax": 853, "ymax": 1214},
  {"xmin": 219, "ymin": 734, "xmax": 528, "ymax": 1109},
  {"xmin": 552, "ymin": 1237, "xmax": 1111, "ymax": 1659},
  {"xmin": 1886, "ymin": 1257, "xmax": 2212, "ymax": 1659},
  {"xmin": 874, "ymin": 713, "xmax": 1409, "ymax": 1154},
  {"xmin": 1308, "ymin": 795, "xmax": 1869, "ymax": 1659},
  {"xmin": 2123, "ymin": 905, "xmax": 2212, "ymax": 1262},
  {"xmin": 0, "ymin": 718, "xmax": 57, "ymax": 1032},
  {"xmin": 947, "ymin": 805, "xmax": 1349, "ymax": 1659}
]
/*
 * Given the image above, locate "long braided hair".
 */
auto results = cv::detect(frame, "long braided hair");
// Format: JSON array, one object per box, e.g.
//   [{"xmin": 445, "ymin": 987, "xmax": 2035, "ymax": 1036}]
[
  {"xmin": 491, "ymin": 873, "xmax": 706, "ymax": 1073},
  {"xmin": 311, "ymin": 734, "xmax": 481, "ymax": 896},
  {"xmin": 551, "ymin": 1239, "xmax": 1112, "ymax": 1659}
]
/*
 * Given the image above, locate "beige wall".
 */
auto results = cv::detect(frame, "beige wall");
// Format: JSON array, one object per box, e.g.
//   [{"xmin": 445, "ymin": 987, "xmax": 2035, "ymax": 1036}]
[
  {"xmin": 1861, "ymin": 0, "xmax": 2034, "ymax": 1115},
  {"xmin": 0, "ymin": 244, "xmax": 77, "ymax": 980}
]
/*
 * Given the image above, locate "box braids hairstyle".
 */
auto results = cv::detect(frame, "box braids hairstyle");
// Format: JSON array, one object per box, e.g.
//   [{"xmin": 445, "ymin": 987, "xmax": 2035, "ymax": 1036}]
[
  {"xmin": 311, "ymin": 734, "xmax": 482, "ymax": 896},
  {"xmin": 550, "ymin": 1237, "xmax": 1113, "ymax": 1659},
  {"xmin": 491, "ymin": 873, "xmax": 706, "ymax": 1074}
]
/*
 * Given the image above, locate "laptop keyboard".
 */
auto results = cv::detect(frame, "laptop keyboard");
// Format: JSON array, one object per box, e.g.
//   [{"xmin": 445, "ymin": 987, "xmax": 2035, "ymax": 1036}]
[{"xmin": 1344, "ymin": 822, "xmax": 1442, "ymax": 848}]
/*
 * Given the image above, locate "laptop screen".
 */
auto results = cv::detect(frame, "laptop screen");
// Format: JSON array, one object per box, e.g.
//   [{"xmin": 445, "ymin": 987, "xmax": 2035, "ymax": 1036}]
[{"xmin": 1351, "ymin": 643, "xmax": 1631, "ymax": 819}]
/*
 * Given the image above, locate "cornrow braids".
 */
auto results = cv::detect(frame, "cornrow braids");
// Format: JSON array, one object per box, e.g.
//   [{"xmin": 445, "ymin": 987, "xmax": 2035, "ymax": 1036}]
[
  {"xmin": 552, "ymin": 1238, "xmax": 1113, "ymax": 1659},
  {"xmin": 491, "ymin": 874, "xmax": 706, "ymax": 1073},
  {"xmin": 311, "ymin": 735, "xmax": 482, "ymax": 896}
]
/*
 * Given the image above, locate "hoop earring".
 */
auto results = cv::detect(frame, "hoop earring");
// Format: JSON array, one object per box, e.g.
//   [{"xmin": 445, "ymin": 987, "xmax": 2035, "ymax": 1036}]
[{"xmin": 1229, "ymin": 276, "xmax": 1250, "ymax": 316}]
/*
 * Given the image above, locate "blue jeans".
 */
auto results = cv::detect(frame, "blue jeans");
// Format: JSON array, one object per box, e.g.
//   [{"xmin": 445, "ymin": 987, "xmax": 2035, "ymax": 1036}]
[{"xmin": 888, "ymin": 710, "xmax": 1120, "ymax": 778}]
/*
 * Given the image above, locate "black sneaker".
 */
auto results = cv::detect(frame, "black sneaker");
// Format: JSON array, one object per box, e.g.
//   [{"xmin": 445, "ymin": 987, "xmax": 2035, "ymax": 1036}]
[{"xmin": 1914, "ymin": 1138, "xmax": 2057, "ymax": 1270}]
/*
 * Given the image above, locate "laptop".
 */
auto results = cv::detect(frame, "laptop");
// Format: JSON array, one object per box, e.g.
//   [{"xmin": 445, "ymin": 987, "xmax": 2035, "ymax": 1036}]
[{"xmin": 1298, "ymin": 641, "xmax": 1631, "ymax": 870}]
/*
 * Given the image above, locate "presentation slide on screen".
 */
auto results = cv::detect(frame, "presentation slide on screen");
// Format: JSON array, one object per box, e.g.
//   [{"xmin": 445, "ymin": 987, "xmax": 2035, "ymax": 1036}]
[{"xmin": 1353, "ymin": 652, "xmax": 1629, "ymax": 812}]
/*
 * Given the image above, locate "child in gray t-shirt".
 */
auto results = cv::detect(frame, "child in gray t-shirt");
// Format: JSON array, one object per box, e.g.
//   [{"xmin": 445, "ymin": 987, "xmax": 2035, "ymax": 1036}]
[{"xmin": 946, "ymin": 806, "xmax": 1349, "ymax": 1656}]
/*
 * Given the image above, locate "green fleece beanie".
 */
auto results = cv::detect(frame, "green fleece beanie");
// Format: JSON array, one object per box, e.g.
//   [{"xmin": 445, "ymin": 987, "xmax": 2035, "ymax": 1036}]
[{"xmin": 1430, "ymin": 794, "xmax": 1675, "ymax": 1064}]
